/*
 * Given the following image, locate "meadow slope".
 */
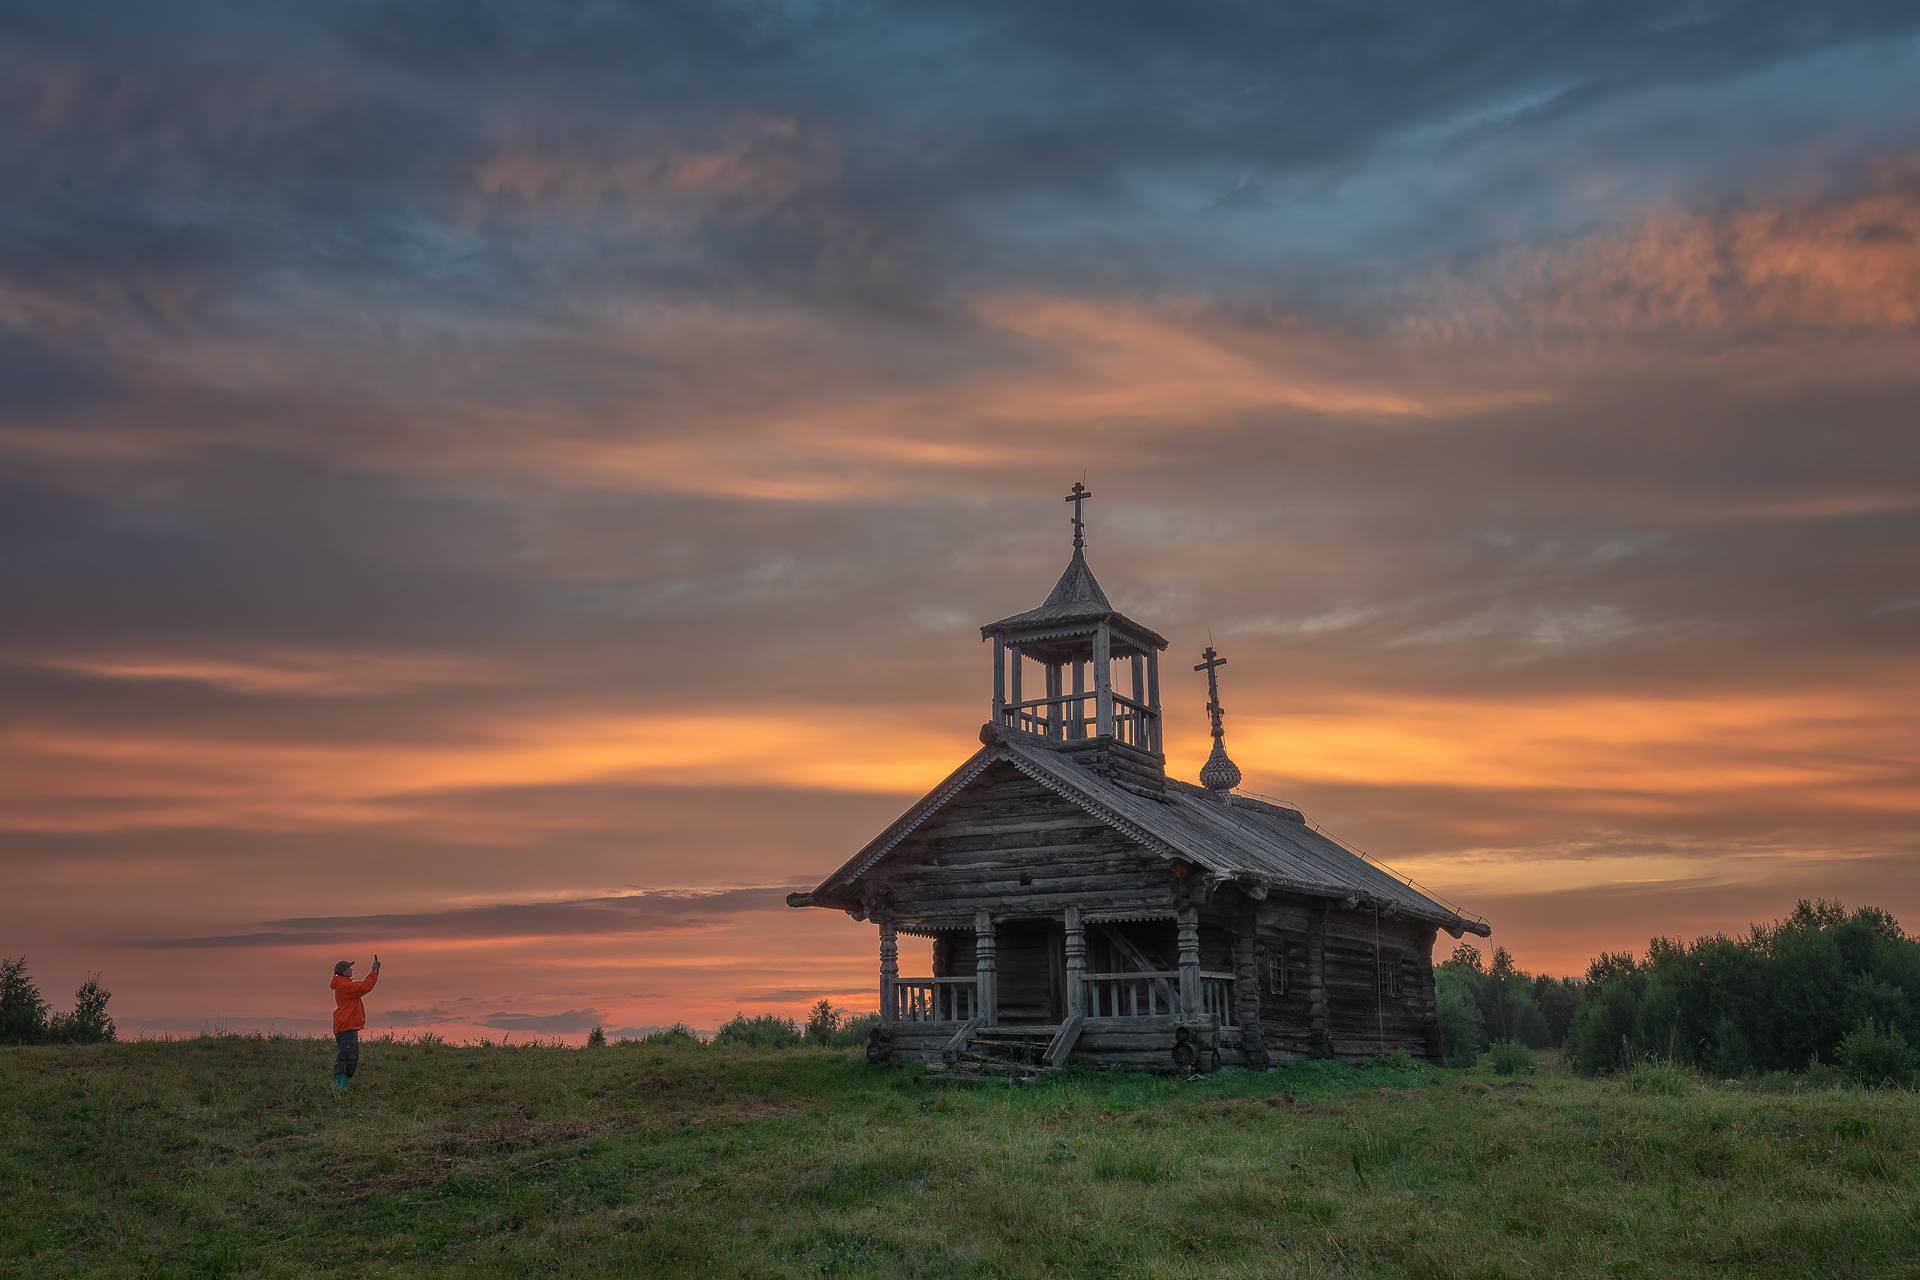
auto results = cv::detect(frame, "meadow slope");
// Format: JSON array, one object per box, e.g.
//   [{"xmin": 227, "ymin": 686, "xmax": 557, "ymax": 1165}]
[{"xmin": 3, "ymin": 1038, "xmax": 1917, "ymax": 1278}]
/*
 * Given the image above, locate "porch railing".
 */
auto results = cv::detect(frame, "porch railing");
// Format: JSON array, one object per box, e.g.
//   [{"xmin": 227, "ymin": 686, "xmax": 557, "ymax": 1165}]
[
  {"xmin": 890, "ymin": 977, "xmax": 978, "ymax": 1023},
  {"xmin": 1200, "ymin": 973, "xmax": 1237, "ymax": 1027},
  {"xmin": 1081, "ymin": 971, "xmax": 1238, "ymax": 1025}
]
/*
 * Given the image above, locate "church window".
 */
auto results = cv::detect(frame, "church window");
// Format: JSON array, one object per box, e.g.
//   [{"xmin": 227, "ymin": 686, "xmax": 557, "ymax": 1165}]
[
  {"xmin": 1266, "ymin": 944, "xmax": 1289, "ymax": 995},
  {"xmin": 1377, "ymin": 948, "xmax": 1401, "ymax": 998}
]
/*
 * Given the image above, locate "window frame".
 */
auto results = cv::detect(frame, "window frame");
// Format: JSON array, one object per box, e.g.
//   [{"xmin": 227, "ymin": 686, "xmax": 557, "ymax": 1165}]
[
  {"xmin": 1376, "ymin": 946, "xmax": 1401, "ymax": 999},
  {"xmin": 1265, "ymin": 942, "xmax": 1289, "ymax": 996}
]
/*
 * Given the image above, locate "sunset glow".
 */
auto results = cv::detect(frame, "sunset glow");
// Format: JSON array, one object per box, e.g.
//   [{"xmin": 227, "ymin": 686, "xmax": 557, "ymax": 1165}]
[{"xmin": 3, "ymin": 4, "xmax": 1917, "ymax": 1040}]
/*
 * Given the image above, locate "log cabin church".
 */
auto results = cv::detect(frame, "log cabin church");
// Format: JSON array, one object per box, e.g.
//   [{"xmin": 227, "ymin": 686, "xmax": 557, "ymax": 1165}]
[{"xmin": 787, "ymin": 486, "xmax": 1490, "ymax": 1073}]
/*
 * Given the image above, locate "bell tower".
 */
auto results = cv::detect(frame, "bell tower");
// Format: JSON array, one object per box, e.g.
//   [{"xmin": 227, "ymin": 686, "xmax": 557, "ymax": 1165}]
[{"xmin": 979, "ymin": 484, "xmax": 1169, "ymax": 792}]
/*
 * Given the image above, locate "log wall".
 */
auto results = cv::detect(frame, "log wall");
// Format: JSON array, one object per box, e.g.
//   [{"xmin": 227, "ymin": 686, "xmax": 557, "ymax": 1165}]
[
  {"xmin": 863, "ymin": 758, "xmax": 1447, "ymax": 1067},
  {"xmin": 869, "ymin": 761, "xmax": 1173, "ymax": 925}
]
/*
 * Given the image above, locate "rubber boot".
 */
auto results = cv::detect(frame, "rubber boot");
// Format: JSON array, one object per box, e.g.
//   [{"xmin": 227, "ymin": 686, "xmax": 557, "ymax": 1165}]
[{"xmin": 334, "ymin": 1073, "xmax": 350, "ymax": 1092}]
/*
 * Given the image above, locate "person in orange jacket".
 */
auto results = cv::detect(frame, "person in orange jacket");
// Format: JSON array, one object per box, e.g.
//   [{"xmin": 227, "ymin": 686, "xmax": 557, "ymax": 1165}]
[{"xmin": 330, "ymin": 955, "xmax": 380, "ymax": 1092}]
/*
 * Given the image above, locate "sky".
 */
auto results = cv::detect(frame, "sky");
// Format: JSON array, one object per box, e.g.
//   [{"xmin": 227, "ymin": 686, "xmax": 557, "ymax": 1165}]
[{"xmin": 3, "ymin": 0, "xmax": 1918, "ymax": 1042}]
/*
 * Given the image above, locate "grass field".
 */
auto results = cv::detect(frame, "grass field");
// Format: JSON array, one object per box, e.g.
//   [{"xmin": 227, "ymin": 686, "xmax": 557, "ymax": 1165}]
[{"xmin": 4, "ymin": 1037, "xmax": 1918, "ymax": 1278}]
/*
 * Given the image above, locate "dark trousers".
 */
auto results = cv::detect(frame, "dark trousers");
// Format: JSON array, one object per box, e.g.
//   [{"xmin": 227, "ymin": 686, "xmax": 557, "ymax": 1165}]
[{"xmin": 333, "ymin": 1029, "xmax": 360, "ymax": 1078}]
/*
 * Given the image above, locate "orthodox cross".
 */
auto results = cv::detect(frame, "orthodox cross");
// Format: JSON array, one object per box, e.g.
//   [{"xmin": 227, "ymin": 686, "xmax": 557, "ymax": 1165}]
[
  {"xmin": 1194, "ymin": 645, "xmax": 1227, "ymax": 739},
  {"xmin": 1064, "ymin": 481, "xmax": 1093, "ymax": 551}
]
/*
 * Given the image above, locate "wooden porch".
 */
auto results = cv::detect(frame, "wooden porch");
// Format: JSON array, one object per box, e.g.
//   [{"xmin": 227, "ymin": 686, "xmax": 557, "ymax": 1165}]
[{"xmin": 869, "ymin": 902, "xmax": 1250, "ymax": 1073}]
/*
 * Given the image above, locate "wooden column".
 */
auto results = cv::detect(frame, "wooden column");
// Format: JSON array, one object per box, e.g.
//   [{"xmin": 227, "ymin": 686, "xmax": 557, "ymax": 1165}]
[
  {"xmin": 1045, "ymin": 660, "xmax": 1062, "ymax": 739},
  {"xmin": 1130, "ymin": 653, "xmax": 1145, "ymax": 745},
  {"xmin": 879, "ymin": 916, "xmax": 898, "ymax": 1026},
  {"xmin": 1146, "ymin": 649, "xmax": 1162, "ymax": 752},
  {"xmin": 992, "ymin": 637, "xmax": 1006, "ymax": 725},
  {"xmin": 1308, "ymin": 906, "xmax": 1330, "ymax": 1058},
  {"xmin": 1009, "ymin": 646, "xmax": 1022, "ymax": 726},
  {"xmin": 1071, "ymin": 655, "xmax": 1086, "ymax": 739},
  {"xmin": 1177, "ymin": 904, "xmax": 1200, "ymax": 1020},
  {"xmin": 1094, "ymin": 622, "xmax": 1114, "ymax": 738},
  {"xmin": 1064, "ymin": 905, "xmax": 1085, "ymax": 1019},
  {"xmin": 975, "ymin": 910, "xmax": 998, "ymax": 1027}
]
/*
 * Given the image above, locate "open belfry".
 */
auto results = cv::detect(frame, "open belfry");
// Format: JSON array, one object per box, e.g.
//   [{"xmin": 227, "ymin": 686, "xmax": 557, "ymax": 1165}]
[{"xmin": 787, "ymin": 487, "xmax": 1490, "ymax": 1074}]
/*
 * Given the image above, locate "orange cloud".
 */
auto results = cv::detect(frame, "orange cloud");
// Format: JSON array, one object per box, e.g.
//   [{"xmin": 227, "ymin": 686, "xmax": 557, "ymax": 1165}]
[
  {"xmin": 0, "ymin": 705, "xmax": 975, "ymax": 835},
  {"xmin": 1230, "ymin": 681, "xmax": 1920, "ymax": 810},
  {"xmin": 1423, "ymin": 159, "xmax": 1920, "ymax": 339}
]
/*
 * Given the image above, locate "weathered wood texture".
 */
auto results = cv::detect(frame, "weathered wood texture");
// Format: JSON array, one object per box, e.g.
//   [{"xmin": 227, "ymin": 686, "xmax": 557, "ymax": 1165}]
[
  {"xmin": 867, "ymin": 762, "xmax": 1172, "ymax": 924},
  {"xmin": 1317, "ymin": 911, "xmax": 1437, "ymax": 1061},
  {"xmin": 855, "ymin": 760, "xmax": 1446, "ymax": 1067}
]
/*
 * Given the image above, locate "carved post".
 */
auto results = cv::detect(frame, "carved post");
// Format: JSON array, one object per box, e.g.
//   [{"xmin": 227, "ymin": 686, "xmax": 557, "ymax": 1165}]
[
  {"xmin": 1146, "ymin": 648, "xmax": 1162, "ymax": 752},
  {"xmin": 879, "ymin": 916, "xmax": 898, "ymax": 1026},
  {"xmin": 992, "ymin": 636, "xmax": 1006, "ymax": 725},
  {"xmin": 1094, "ymin": 621, "xmax": 1114, "ymax": 738},
  {"xmin": 1009, "ymin": 646, "xmax": 1022, "ymax": 728},
  {"xmin": 1065, "ymin": 905, "xmax": 1085, "ymax": 1019},
  {"xmin": 975, "ymin": 910, "xmax": 998, "ymax": 1027},
  {"xmin": 1177, "ymin": 904, "xmax": 1200, "ymax": 1021}
]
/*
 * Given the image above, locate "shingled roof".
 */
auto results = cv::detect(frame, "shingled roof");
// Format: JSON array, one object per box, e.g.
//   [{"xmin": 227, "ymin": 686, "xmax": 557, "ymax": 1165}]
[
  {"xmin": 980, "ymin": 550, "xmax": 1170, "ymax": 647},
  {"xmin": 790, "ymin": 729, "xmax": 1490, "ymax": 938}
]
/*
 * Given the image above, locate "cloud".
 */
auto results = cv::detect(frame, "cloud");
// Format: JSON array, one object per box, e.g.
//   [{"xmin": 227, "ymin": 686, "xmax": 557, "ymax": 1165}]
[
  {"xmin": 471, "ymin": 1008, "xmax": 604, "ymax": 1033},
  {"xmin": 132, "ymin": 887, "xmax": 797, "ymax": 949},
  {"xmin": 2, "ymin": 0, "xmax": 1918, "ymax": 1036},
  {"xmin": 1416, "ymin": 160, "xmax": 1920, "ymax": 342}
]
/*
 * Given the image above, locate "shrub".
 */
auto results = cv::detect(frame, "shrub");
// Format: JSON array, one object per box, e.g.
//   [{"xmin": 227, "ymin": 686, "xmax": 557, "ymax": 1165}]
[
  {"xmin": 805, "ymin": 999, "xmax": 840, "ymax": 1045},
  {"xmin": 44, "ymin": 973, "xmax": 114, "ymax": 1045},
  {"xmin": 586, "ymin": 1024, "xmax": 607, "ymax": 1048},
  {"xmin": 711, "ymin": 1013, "xmax": 802, "ymax": 1048},
  {"xmin": 0, "ymin": 957, "xmax": 48, "ymax": 1046},
  {"xmin": 1834, "ymin": 1019, "xmax": 1917, "ymax": 1087},
  {"xmin": 828, "ymin": 1011, "xmax": 881, "ymax": 1050},
  {"xmin": 627, "ymin": 1023, "xmax": 702, "ymax": 1047},
  {"xmin": 1488, "ymin": 1042, "xmax": 1536, "ymax": 1076}
]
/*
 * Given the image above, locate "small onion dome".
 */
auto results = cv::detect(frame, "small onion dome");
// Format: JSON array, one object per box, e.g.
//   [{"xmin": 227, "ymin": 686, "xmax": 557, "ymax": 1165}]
[{"xmin": 1199, "ymin": 738, "xmax": 1242, "ymax": 793}]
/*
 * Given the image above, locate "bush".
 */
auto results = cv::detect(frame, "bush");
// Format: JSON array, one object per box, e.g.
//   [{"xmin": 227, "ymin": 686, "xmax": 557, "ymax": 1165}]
[
  {"xmin": 2, "ymin": 960, "xmax": 114, "ymax": 1046},
  {"xmin": 586, "ymin": 1024, "xmax": 607, "ymax": 1048},
  {"xmin": 0, "ymin": 957, "xmax": 48, "ymax": 1045},
  {"xmin": 828, "ymin": 1011, "xmax": 881, "ymax": 1050},
  {"xmin": 710, "ymin": 1014, "xmax": 802, "ymax": 1049},
  {"xmin": 623, "ymin": 1023, "xmax": 702, "ymax": 1047},
  {"xmin": 1487, "ymin": 1042, "xmax": 1536, "ymax": 1076},
  {"xmin": 45, "ymin": 973, "xmax": 114, "ymax": 1044},
  {"xmin": 805, "ymin": 998, "xmax": 840, "ymax": 1045},
  {"xmin": 1835, "ymin": 1019, "xmax": 1917, "ymax": 1087}
]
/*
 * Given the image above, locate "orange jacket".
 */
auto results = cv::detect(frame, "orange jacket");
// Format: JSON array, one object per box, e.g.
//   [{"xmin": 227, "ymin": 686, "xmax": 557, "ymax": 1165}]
[{"xmin": 331, "ymin": 971, "xmax": 379, "ymax": 1033}]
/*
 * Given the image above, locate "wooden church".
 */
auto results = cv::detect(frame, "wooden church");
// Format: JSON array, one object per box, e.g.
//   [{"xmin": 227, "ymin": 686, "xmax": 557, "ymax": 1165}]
[{"xmin": 787, "ymin": 486, "xmax": 1490, "ymax": 1073}]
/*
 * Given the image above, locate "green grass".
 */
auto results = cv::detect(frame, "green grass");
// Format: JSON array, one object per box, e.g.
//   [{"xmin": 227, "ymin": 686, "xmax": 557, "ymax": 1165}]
[{"xmin": 4, "ymin": 1037, "xmax": 1920, "ymax": 1278}]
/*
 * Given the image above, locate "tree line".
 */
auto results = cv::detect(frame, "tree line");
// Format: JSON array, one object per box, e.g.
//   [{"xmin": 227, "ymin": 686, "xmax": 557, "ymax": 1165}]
[
  {"xmin": 0, "ymin": 958, "xmax": 116, "ymax": 1045},
  {"xmin": 1437, "ymin": 899, "xmax": 1920, "ymax": 1083}
]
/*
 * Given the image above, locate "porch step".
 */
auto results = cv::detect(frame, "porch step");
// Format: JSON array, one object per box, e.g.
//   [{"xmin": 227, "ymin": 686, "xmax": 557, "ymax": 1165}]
[
  {"xmin": 927, "ymin": 1059, "xmax": 1059, "ymax": 1085},
  {"xmin": 964, "ymin": 1024, "xmax": 1059, "ymax": 1065}
]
